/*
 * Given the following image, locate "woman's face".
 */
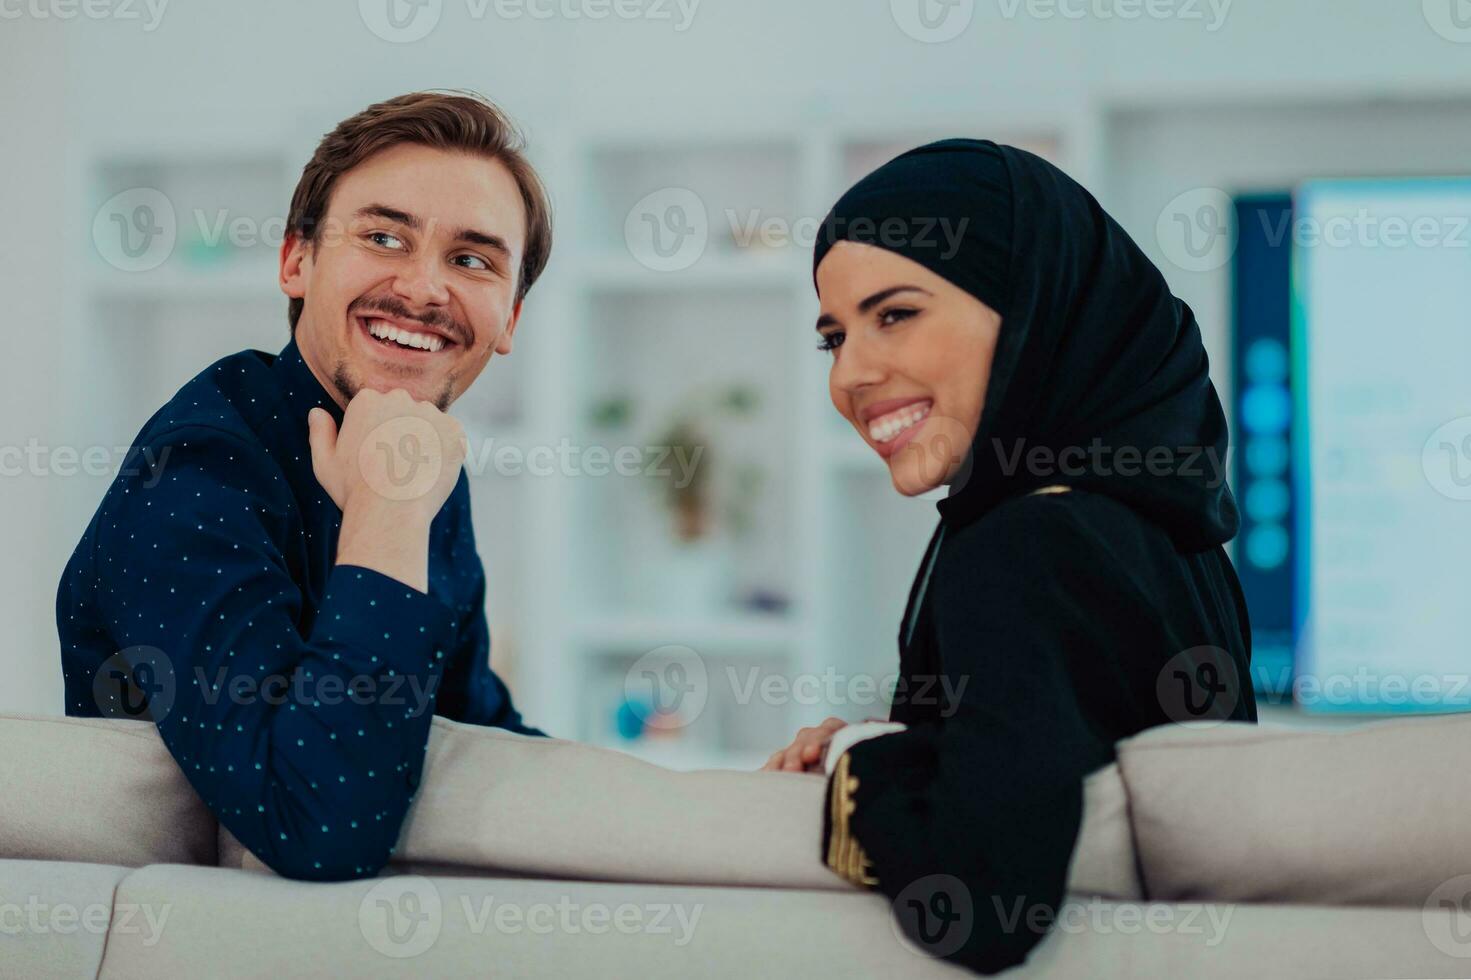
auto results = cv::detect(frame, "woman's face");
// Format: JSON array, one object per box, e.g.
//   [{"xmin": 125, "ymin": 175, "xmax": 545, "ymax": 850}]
[{"xmin": 816, "ymin": 241, "xmax": 1002, "ymax": 496}]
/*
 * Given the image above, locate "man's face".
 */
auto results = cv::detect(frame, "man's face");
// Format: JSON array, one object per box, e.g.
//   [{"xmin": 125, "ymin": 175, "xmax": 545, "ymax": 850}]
[{"xmin": 280, "ymin": 143, "xmax": 528, "ymax": 411}]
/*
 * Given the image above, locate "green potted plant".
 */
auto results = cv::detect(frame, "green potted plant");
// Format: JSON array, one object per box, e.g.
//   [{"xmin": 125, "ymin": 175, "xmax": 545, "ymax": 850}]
[{"xmin": 589, "ymin": 384, "xmax": 764, "ymax": 611}]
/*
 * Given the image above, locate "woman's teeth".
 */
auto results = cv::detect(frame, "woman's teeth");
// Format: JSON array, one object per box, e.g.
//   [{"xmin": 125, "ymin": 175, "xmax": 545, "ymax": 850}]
[
  {"xmin": 366, "ymin": 318, "xmax": 445, "ymax": 352},
  {"xmin": 869, "ymin": 402, "xmax": 932, "ymax": 443}
]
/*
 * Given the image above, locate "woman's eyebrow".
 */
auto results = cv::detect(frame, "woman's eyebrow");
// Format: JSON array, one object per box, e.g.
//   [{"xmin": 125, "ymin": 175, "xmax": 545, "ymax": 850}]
[
  {"xmin": 817, "ymin": 284, "xmax": 934, "ymax": 330},
  {"xmin": 857, "ymin": 285, "xmax": 932, "ymax": 313}
]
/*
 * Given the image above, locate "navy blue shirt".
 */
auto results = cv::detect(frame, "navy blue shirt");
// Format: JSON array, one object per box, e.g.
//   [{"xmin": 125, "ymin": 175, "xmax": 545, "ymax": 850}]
[{"xmin": 57, "ymin": 338, "xmax": 539, "ymax": 881}]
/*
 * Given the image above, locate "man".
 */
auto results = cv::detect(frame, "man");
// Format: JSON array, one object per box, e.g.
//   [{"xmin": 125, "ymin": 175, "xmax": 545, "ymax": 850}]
[{"xmin": 57, "ymin": 91, "xmax": 553, "ymax": 881}]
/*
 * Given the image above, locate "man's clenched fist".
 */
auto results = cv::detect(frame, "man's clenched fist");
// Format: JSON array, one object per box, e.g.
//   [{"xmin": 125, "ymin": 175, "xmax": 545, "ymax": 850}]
[{"xmin": 308, "ymin": 387, "xmax": 468, "ymax": 523}]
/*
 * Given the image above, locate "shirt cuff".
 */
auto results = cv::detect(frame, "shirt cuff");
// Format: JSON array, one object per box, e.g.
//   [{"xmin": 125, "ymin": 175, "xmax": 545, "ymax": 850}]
[{"xmin": 824, "ymin": 721, "xmax": 908, "ymax": 776}]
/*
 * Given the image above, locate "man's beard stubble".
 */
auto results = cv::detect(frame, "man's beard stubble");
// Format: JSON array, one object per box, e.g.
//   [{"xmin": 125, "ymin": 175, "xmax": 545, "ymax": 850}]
[{"xmin": 331, "ymin": 360, "xmax": 456, "ymax": 413}]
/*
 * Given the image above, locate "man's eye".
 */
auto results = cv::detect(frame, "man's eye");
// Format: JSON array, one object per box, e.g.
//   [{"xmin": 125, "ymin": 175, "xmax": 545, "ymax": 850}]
[
  {"xmin": 879, "ymin": 307, "xmax": 918, "ymax": 327},
  {"xmin": 453, "ymin": 254, "xmax": 491, "ymax": 271},
  {"xmin": 817, "ymin": 331, "xmax": 844, "ymax": 353},
  {"xmin": 368, "ymin": 231, "xmax": 405, "ymax": 250}
]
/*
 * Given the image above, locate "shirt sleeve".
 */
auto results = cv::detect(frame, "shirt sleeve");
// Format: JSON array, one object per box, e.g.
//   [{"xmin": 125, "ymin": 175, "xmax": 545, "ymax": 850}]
[
  {"xmin": 92, "ymin": 424, "xmax": 459, "ymax": 881},
  {"xmin": 821, "ymin": 497, "xmax": 1155, "ymax": 973}
]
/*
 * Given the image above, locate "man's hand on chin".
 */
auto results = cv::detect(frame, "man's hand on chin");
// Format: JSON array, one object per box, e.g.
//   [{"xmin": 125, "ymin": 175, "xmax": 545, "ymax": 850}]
[{"xmin": 308, "ymin": 387, "xmax": 468, "ymax": 594}]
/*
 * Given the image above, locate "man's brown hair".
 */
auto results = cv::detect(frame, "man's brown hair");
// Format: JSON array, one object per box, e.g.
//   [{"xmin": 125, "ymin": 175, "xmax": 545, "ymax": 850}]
[{"xmin": 285, "ymin": 90, "xmax": 553, "ymax": 332}]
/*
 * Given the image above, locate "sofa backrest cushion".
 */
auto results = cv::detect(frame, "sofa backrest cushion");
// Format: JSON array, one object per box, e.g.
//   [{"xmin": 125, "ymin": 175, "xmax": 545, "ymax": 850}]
[
  {"xmin": 230, "ymin": 717, "xmax": 847, "ymax": 889},
  {"xmin": 221, "ymin": 716, "xmax": 1141, "ymax": 897},
  {"xmin": 1069, "ymin": 763, "xmax": 1144, "ymax": 899},
  {"xmin": 1117, "ymin": 714, "xmax": 1471, "ymax": 906},
  {"xmin": 0, "ymin": 714, "xmax": 216, "ymax": 867}
]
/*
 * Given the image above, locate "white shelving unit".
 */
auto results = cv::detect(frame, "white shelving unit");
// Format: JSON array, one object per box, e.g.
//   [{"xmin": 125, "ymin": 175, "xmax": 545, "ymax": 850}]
[
  {"xmin": 456, "ymin": 105, "xmax": 1471, "ymax": 765},
  {"xmin": 77, "ymin": 115, "xmax": 1076, "ymax": 771},
  {"xmin": 79, "ymin": 136, "xmax": 301, "ymax": 446},
  {"xmin": 508, "ymin": 122, "xmax": 1071, "ymax": 768},
  {"xmin": 97, "ymin": 100, "xmax": 1471, "ymax": 767}
]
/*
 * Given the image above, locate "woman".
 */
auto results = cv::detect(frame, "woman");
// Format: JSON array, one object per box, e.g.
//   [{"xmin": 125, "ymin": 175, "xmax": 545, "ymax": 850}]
[{"xmin": 762, "ymin": 140, "xmax": 1257, "ymax": 973}]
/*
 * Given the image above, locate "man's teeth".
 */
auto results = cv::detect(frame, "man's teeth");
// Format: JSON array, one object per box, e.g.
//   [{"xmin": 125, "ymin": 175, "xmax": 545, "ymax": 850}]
[
  {"xmin": 366, "ymin": 318, "xmax": 445, "ymax": 352},
  {"xmin": 868, "ymin": 402, "xmax": 932, "ymax": 443}
]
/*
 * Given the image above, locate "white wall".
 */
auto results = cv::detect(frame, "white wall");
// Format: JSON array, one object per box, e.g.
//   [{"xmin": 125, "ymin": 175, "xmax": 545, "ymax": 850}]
[{"xmin": 1, "ymin": 19, "xmax": 74, "ymax": 713}]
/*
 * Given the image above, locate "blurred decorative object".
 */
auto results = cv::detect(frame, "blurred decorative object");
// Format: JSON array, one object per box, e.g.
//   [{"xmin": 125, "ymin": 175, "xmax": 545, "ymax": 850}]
[
  {"xmin": 181, "ymin": 234, "xmax": 233, "ymax": 267},
  {"xmin": 614, "ymin": 696, "xmax": 649, "ymax": 740},
  {"xmin": 658, "ymin": 417, "xmax": 712, "ymax": 541},
  {"xmin": 652, "ymin": 382, "xmax": 763, "ymax": 543},
  {"xmin": 590, "ymin": 383, "xmax": 764, "ymax": 611},
  {"xmin": 654, "ymin": 385, "xmax": 761, "ymax": 611},
  {"xmin": 739, "ymin": 588, "xmax": 791, "ymax": 615},
  {"xmin": 587, "ymin": 395, "xmax": 632, "ymax": 430}
]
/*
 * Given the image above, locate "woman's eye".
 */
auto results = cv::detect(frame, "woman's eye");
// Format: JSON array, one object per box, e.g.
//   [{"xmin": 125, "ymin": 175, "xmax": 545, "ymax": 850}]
[
  {"xmin": 453, "ymin": 254, "xmax": 491, "ymax": 271},
  {"xmin": 817, "ymin": 331, "xmax": 844, "ymax": 353},
  {"xmin": 368, "ymin": 231, "xmax": 405, "ymax": 250},
  {"xmin": 879, "ymin": 307, "xmax": 918, "ymax": 327}
]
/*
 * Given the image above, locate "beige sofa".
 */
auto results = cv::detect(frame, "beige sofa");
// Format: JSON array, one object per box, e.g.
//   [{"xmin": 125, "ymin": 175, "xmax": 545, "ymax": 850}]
[{"xmin": 4, "ymin": 710, "xmax": 1471, "ymax": 978}]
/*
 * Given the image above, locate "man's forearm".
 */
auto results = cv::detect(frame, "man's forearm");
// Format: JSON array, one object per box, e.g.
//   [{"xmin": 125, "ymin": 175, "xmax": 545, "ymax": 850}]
[{"xmin": 336, "ymin": 497, "xmax": 434, "ymax": 593}]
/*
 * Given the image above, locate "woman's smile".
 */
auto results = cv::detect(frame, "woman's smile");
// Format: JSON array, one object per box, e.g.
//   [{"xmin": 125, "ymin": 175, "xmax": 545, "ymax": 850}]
[{"xmin": 860, "ymin": 397, "xmax": 934, "ymax": 458}]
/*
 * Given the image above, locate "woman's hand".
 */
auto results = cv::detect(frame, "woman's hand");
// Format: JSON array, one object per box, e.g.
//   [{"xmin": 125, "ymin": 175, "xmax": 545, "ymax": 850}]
[{"xmin": 762, "ymin": 717, "xmax": 849, "ymax": 773}]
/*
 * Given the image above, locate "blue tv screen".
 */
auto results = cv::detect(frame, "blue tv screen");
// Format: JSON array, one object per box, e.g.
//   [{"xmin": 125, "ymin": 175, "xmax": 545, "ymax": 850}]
[{"xmin": 1290, "ymin": 178, "xmax": 1471, "ymax": 713}]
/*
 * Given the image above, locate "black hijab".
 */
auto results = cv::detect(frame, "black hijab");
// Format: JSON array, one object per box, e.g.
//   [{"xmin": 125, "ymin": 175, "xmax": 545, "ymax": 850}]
[
  {"xmin": 811, "ymin": 142, "xmax": 1256, "ymax": 974},
  {"xmin": 813, "ymin": 138, "xmax": 1237, "ymax": 552}
]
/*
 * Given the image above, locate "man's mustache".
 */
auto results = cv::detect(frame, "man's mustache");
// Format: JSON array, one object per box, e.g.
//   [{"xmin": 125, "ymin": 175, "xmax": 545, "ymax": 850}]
[{"xmin": 350, "ymin": 296, "xmax": 470, "ymax": 346}]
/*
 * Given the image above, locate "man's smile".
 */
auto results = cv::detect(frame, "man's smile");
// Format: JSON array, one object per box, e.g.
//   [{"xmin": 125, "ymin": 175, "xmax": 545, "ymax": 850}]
[{"xmin": 354, "ymin": 312, "xmax": 460, "ymax": 361}]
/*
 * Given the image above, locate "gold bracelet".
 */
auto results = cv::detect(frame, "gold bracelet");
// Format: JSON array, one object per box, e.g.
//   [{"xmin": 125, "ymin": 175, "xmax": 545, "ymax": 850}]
[{"xmin": 826, "ymin": 751, "xmax": 878, "ymax": 888}]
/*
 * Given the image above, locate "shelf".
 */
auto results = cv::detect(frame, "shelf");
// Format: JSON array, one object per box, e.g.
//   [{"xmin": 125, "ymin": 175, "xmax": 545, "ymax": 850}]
[
  {"xmin": 460, "ymin": 425, "xmax": 545, "ymax": 489},
  {"xmin": 85, "ymin": 261, "xmax": 280, "ymax": 302},
  {"xmin": 570, "ymin": 611, "xmax": 796, "ymax": 654},
  {"xmin": 574, "ymin": 252, "xmax": 804, "ymax": 293},
  {"xmin": 64, "ymin": 122, "xmax": 1034, "ymax": 751}
]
